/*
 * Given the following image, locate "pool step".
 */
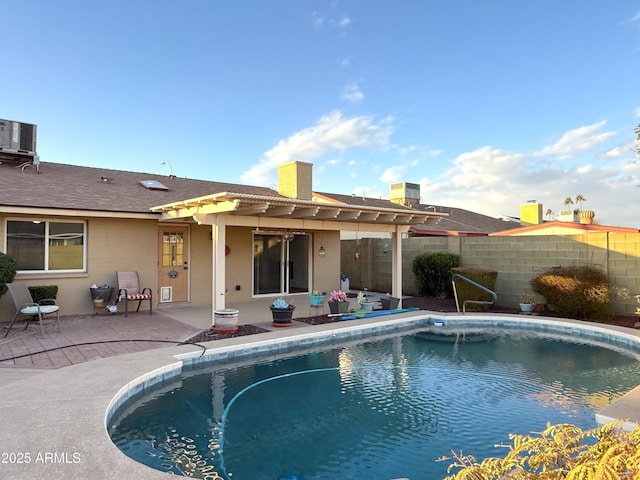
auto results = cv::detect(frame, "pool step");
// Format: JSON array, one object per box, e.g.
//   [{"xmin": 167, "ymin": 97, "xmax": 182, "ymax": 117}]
[{"xmin": 596, "ymin": 385, "xmax": 640, "ymax": 431}]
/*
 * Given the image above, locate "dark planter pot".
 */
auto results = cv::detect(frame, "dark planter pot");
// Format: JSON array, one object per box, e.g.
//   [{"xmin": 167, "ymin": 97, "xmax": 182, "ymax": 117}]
[
  {"xmin": 270, "ymin": 305, "xmax": 295, "ymax": 326},
  {"xmin": 328, "ymin": 301, "xmax": 350, "ymax": 314},
  {"xmin": 380, "ymin": 296, "xmax": 400, "ymax": 310}
]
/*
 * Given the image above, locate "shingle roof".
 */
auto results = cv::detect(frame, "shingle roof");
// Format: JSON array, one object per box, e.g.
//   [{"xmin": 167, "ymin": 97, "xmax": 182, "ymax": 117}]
[
  {"xmin": 0, "ymin": 161, "xmax": 282, "ymax": 214},
  {"xmin": 314, "ymin": 192, "xmax": 518, "ymax": 235},
  {"xmin": 0, "ymin": 161, "xmax": 515, "ymax": 233},
  {"xmin": 410, "ymin": 204, "xmax": 520, "ymax": 235}
]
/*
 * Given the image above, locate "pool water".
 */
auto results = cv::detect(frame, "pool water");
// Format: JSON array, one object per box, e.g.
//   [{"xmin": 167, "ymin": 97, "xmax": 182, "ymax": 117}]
[{"xmin": 108, "ymin": 328, "xmax": 640, "ymax": 479}]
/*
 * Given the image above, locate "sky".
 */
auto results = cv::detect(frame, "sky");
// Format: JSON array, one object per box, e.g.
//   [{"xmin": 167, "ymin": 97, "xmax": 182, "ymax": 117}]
[{"xmin": 2, "ymin": 1, "xmax": 640, "ymax": 226}]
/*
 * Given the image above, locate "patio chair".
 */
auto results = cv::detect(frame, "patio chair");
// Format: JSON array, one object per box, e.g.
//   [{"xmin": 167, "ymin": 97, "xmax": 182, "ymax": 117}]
[
  {"xmin": 116, "ymin": 271, "xmax": 152, "ymax": 317},
  {"xmin": 3, "ymin": 282, "xmax": 60, "ymax": 338}
]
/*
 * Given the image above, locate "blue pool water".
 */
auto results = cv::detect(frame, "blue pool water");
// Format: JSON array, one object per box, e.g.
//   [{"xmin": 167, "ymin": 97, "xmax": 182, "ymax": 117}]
[{"xmin": 108, "ymin": 326, "xmax": 640, "ymax": 480}]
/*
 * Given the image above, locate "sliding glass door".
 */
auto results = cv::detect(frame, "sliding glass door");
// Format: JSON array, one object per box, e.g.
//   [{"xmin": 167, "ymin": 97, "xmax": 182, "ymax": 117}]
[{"xmin": 253, "ymin": 232, "xmax": 309, "ymax": 296}]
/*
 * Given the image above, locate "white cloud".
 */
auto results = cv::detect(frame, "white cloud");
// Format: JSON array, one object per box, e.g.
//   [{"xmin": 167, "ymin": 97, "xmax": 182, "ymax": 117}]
[
  {"xmin": 241, "ymin": 111, "xmax": 394, "ymax": 186},
  {"xmin": 412, "ymin": 134, "xmax": 639, "ymax": 227},
  {"xmin": 444, "ymin": 146, "xmax": 528, "ymax": 189},
  {"xmin": 380, "ymin": 165, "xmax": 406, "ymax": 183},
  {"xmin": 312, "ymin": 12, "xmax": 351, "ymax": 29},
  {"xmin": 312, "ymin": 12, "xmax": 325, "ymax": 28},
  {"xmin": 535, "ymin": 121, "xmax": 616, "ymax": 160},
  {"xmin": 341, "ymin": 82, "xmax": 364, "ymax": 104},
  {"xmin": 601, "ymin": 140, "xmax": 634, "ymax": 159},
  {"xmin": 335, "ymin": 16, "xmax": 351, "ymax": 28}
]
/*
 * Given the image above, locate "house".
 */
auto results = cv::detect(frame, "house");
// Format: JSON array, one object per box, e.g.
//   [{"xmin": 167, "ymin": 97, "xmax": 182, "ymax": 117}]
[
  {"xmin": 0, "ymin": 159, "xmax": 446, "ymax": 319},
  {"xmin": 390, "ymin": 182, "xmax": 519, "ymax": 236},
  {"xmin": 490, "ymin": 201, "xmax": 639, "ymax": 236}
]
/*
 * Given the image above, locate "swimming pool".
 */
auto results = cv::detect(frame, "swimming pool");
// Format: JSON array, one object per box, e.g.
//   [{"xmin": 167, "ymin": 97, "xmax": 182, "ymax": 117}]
[{"xmin": 107, "ymin": 318, "xmax": 640, "ymax": 480}]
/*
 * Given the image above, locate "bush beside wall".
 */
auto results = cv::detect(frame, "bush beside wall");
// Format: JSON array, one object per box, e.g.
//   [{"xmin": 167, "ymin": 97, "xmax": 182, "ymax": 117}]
[
  {"xmin": 28, "ymin": 285, "xmax": 59, "ymax": 304},
  {"xmin": 451, "ymin": 267, "xmax": 498, "ymax": 311},
  {"xmin": 412, "ymin": 252, "xmax": 460, "ymax": 297},
  {"xmin": 530, "ymin": 265, "xmax": 612, "ymax": 321},
  {"xmin": 0, "ymin": 252, "xmax": 17, "ymax": 298}
]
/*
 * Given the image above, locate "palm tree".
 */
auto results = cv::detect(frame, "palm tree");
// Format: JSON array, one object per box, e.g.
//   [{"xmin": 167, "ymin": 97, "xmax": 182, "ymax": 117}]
[
  {"xmin": 563, "ymin": 197, "xmax": 574, "ymax": 210},
  {"xmin": 575, "ymin": 194, "xmax": 586, "ymax": 211},
  {"xmin": 545, "ymin": 209, "xmax": 554, "ymax": 220}
]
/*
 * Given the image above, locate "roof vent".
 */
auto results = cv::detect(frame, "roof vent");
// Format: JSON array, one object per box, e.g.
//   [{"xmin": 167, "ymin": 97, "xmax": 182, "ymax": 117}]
[{"xmin": 139, "ymin": 179, "xmax": 169, "ymax": 191}]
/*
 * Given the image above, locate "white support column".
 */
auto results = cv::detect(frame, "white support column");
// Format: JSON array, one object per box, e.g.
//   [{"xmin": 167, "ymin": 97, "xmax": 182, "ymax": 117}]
[
  {"xmin": 391, "ymin": 227, "xmax": 403, "ymax": 308},
  {"xmin": 211, "ymin": 215, "xmax": 227, "ymax": 320}
]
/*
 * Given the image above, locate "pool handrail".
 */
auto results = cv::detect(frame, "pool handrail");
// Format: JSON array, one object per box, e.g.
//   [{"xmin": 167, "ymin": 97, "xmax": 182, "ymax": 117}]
[{"xmin": 451, "ymin": 273, "xmax": 498, "ymax": 313}]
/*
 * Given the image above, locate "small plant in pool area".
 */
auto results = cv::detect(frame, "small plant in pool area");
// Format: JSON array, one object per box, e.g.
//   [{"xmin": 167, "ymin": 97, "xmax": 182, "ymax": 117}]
[
  {"xmin": 329, "ymin": 290, "xmax": 348, "ymax": 302},
  {"xmin": 356, "ymin": 289, "xmax": 368, "ymax": 305},
  {"xmin": 271, "ymin": 298, "xmax": 293, "ymax": 309},
  {"xmin": 519, "ymin": 293, "xmax": 536, "ymax": 305}
]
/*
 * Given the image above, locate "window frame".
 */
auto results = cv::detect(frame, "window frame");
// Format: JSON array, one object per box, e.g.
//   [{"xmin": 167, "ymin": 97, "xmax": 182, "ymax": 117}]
[{"xmin": 4, "ymin": 218, "xmax": 88, "ymax": 274}]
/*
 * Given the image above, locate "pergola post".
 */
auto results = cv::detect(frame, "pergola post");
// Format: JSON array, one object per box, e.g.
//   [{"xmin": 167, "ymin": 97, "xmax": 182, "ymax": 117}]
[{"xmin": 391, "ymin": 226, "xmax": 403, "ymax": 308}]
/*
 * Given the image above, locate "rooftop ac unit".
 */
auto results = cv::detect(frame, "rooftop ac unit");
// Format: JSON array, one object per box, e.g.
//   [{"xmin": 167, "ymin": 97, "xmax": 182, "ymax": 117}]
[{"xmin": 0, "ymin": 119, "xmax": 37, "ymax": 156}]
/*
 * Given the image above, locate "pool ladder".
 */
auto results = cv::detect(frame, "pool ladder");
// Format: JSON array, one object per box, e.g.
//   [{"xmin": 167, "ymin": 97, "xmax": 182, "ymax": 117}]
[{"xmin": 451, "ymin": 273, "xmax": 498, "ymax": 313}]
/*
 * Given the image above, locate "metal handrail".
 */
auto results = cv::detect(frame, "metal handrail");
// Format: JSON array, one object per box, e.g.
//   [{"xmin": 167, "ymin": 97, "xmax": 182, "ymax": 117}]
[{"xmin": 451, "ymin": 273, "xmax": 498, "ymax": 313}]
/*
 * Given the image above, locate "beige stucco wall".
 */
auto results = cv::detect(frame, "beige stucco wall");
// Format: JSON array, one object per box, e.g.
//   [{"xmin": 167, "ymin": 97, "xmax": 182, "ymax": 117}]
[
  {"xmin": 343, "ymin": 232, "xmax": 640, "ymax": 316},
  {"xmin": 188, "ymin": 224, "xmax": 213, "ymax": 305},
  {"xmin": 0, "ymin": 217, "xmax": 159, "ymax": 319},
  {"xmin": 0, "ymin": 215, "xmax": 345, "ymax": 320}
]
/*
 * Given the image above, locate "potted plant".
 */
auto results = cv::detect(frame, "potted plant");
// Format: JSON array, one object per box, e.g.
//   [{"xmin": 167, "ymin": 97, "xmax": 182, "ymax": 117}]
[
  {"xmin": 270, "ymin": 298, "xmax": 295, "ymax": 327},
  {"xmin": 328, "ymin": 290, "xmax": 350, "ymax": 314},
  {"xmin": 519, "ymin": 294, "xmax": 536, "ymax": 314},
  {"xmin": 357, "ymin": 290, "xmax": 375, "ymax": 311},
  {"xmin": 310, "ymin": 290, "xmax": 326, "ymax": 306}
]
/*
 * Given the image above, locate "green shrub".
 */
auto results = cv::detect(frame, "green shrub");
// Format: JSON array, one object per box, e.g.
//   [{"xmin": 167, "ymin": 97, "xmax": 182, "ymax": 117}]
[
  {"xmin": 451, "ymin": 267, "xmax": 498, "ymax": 311},
  {"xmin": 28, "ymin": 285, "xmax": 59, "ymax": 304},
  {"xmin": 444, "ymin": 421, "xmax": 640, "ymax": 480},
  {"xmin": 412, "ymin": 253, "xmax": 460, "ymax": 297},
  {"xmin": 0, "ymin": 252, "xmax": 17, "ymax": 298},
  {"xmin": 530, "ymin": 265, "xmax": 612, "ymax": 321}
]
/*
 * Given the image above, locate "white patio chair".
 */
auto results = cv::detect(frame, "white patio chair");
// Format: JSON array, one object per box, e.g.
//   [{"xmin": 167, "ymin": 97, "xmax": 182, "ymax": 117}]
[
  {"xmin": 3, "ymin": 282, "xmax": 60, "ymax": 338},
  {"xmin": 116, "ymin": 271, "xmax": 152, "ymax": 317}
]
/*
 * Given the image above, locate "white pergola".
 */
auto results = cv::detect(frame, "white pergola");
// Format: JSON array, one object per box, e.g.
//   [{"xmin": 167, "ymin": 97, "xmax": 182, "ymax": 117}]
[{"xmin": 152, "ymin": 191, "xmax": 447, "ymax": 310}]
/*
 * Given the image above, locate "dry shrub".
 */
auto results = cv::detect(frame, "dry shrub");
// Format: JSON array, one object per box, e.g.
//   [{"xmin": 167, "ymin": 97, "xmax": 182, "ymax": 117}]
[{"xmin": 530, "ymin": 265, "xmax": 612, "ymax": 321}]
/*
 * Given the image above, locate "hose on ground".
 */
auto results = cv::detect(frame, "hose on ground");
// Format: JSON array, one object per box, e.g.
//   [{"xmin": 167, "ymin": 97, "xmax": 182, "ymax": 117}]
[{"xmin": 0, "ymin": 338, "xmax": 208, "ymax": 363}]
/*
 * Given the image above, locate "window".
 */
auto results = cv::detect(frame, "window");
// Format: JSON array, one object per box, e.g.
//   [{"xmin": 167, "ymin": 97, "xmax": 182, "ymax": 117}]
[{"xmin": 6, "ymin": 220, "xmax": 86, "ymax": 272}]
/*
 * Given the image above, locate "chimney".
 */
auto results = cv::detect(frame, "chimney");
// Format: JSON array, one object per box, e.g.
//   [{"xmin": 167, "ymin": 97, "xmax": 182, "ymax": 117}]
[
  {"xmin": 520, "ymin": 200, "xmax": 543, "ymax": 226},
  {"xmin": 278, "ymin": 161, "xmax": 313, "ymax": 200},
  {"xmin": 390, "ymin": 182, "xmax": 420, "ymax": 207}
]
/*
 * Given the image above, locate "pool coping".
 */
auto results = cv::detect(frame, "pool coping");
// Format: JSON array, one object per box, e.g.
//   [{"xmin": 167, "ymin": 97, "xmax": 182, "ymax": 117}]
[{"xmin": 2, "ymin": 311, "xmax": 640, "ymax": 480}]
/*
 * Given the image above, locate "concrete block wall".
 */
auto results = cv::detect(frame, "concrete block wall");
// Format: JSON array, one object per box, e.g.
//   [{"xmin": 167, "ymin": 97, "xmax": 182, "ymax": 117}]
[{"xmin": 342, "ymin": 232, "xmax": 640, "ymax": 316}]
